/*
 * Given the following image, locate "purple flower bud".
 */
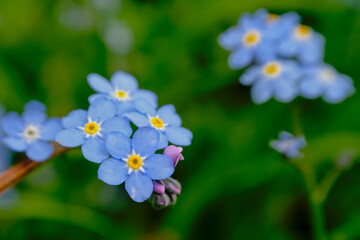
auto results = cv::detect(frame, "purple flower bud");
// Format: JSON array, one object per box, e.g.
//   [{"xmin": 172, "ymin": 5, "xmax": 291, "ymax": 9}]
[
  {"xmin": 163, "ymin": 145, "xmax": 184, "ymax": 166},
  {"xmin": 163, "ymin": 177, "xmax": 181, "ymax": 195},
  {"xmin": 152, "ymin": 180, "xmax": 165, "ymax": 194},
  {"xmin": 150, "ymin": 193, "xmax": 171, "ymax": 209}
]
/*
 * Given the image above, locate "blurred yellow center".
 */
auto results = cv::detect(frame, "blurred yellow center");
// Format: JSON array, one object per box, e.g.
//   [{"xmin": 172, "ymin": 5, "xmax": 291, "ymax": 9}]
[
  {"xmin": 243, "ymin": 31, "xmax": 260, "ymax": 47},
  {"xmin": 294, "ymin": 25, "xmax": 312, "ymax": 40},
  {"xmin": 128, "ymin": 155, "xmax": 143, "ymax": 170},
  {"xmin": 263, "ymin": 62, "xmax": 281, "ymax": 77},
  {"xmin": 151, "ymin": 117, "xmax": 164, "ymax": 128},
  {"xmin": 85, "ymin": 122, "xmax": 99, "ymax": 135},
  {"xmin": 115, "ymin": 90, "xmax": 127, "ymax": 99},
  {"xmin": 267, "ymin": 14, "xmax": 279, "ymax": 23}
]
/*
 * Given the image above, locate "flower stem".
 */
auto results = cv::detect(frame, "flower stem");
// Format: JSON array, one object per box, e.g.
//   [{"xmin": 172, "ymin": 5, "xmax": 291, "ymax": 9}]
[{"xmin": 0, "ymin": 143, "xmax": 68, "ymax": 195}]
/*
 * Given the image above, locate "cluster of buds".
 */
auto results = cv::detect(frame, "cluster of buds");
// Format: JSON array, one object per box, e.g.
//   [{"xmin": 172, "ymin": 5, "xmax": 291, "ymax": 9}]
[{"xmin": 149, "ymin": 145, "xmax": 184, "ymax": 209}]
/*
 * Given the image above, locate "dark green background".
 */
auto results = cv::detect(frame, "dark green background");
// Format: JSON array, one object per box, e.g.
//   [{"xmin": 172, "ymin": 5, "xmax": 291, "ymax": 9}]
[{"xmin": 0, "ymin": 0, "xmax": 360, "ymax": 239}]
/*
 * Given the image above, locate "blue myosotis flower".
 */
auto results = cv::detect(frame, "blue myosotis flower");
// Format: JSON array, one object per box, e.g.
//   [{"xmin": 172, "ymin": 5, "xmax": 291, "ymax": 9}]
[
  {"xmin": 240, "ymin": 60, "xmax": 302, "ymax": 104},
  {"xmin": 56, "ymin": 98, "xmax": 132, "ymax": 163},
  {"xmin": 98, "ymin": 127, "xmax": 174, "ymax": 202},
  {"xmin": 270, "ymin": 131, "xmax": 306, "ymax": 159},
  {"xmin": 124, "ymin": 100, "xmax": 193, "ymax": 149},
  {"xmin": 218, "ymin": 9, "xmax": 277, "ymax": 69},
  {"xmin": 87, "ymin": 71, "xmax": 158, "ymax": 116},
  {"xmin": 277, "ymin": 24, "xmax": 325, "ymax": 65},
  {"xmin": 300, "ymin": 64, "xmax": 355, "ymax": 103},
  {"xmin": 1, "ymin": 101, "xmax": 62, "ymax": 162}
]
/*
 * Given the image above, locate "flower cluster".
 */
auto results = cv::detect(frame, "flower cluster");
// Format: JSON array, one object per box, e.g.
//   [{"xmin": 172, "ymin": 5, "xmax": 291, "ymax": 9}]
[
  {"xmin": 219, "ymin": 9, "xmax": 355, "ymax": 104},
  {"xmin": 0, "ymin": 71, "xmax": 192, "ymax": 204}
]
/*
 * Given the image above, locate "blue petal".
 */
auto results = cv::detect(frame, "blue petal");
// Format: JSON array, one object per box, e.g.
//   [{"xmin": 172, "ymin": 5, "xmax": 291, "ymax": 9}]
[
  {"xmin": 55, "ymin": 129, "xmax": 85, "ymax": 147},
  {"xmin": 102, "ymin": 117, "xmax": 132, "ymax": 137},
  {"xmin": 105, "ymin": 132, "xmax": 132, "ymax": 159},
  {"xmin": 110, "ymin": 71, "xmax": 138, "ymax": 91},
  {"xmin": 87, "ymin": 73, "xmax": 113, "ymax": 93},
  {"xmin": 133, "ymin": 99, "xmax": 156, "ymax": 116},
  {"xmin": 82, "ymin": 137, "xmax": 109, "ymax": 163},
  {"xmin": 143, "ymin": 154, "xmax": 174, "ymax": 180},
  {"xmin": 116, "ymin": 102, "xmax": 136, "ymax": 116},
  {"xmin": 40, "ymin": 118, "xmax": 63, "ymax": 141},
  {"xmin": 228, "ymin": 47, "xmax": 253, "ymax": 69},
  {"xmin": 132, "ymin": 89, "xmax": 158, "ymax": 108},
  {"xmin": 132, "ymin": 127, "xmax": 159, "ymax": 156},
  {"xmin": 125, "ymin": 171, "xmax": 153, "ymax": 202},
  {"xmin": 157, "ymin": 104, "xmax": 182, "ymax": 126},
  {"xmin": 123, "ymin": 112, "xmax": 150, "ymax": 128},
  {"xmin": 62, "ymin": 109, "xmax": 87, "ymax": 129},
  {"xmin": 240, "ymin": 66, "xmax": 261, "ymax": 86},
  {"xmin": 24, "ymin": 101, "xmax": 46, "ymax": 112},
  {"xmin": 165, "ymin": 126, "xmax": 192, "ymax": 146},
  {"xmin": 3, "ymin": 137, "xmax": 26, "ymax": 152},
  {"xmin": 218, "ymin": 27, "xmax": 243, "ymax": 51},
  {"xmin": 23, "ymin": 109, "xmax": 47, "ymax": 125},
  {"xmin": 300, "ymin": 78, "xmax": 323, "ymax": 99},
  {"xmin": 26, "ymin": 141, "xmax": 54, "ymax": 162},
  {"xmin": 251, "ymin": 80, "xmax": 273, "ymax": 104},
  {"xmin": 98, "ymin": 158, "xmax": 129, "ymax": 185},
  {"xmin": 279, "ymin": 132, "xmax": 293, "ymax": 140},
  {"xmin": 88, "ymin": 93, "xmax": 108, "ymax": 103},
  {"xmin": 1, "ymin": 112, "xmax": 24, "ymax": 135},
  {"xmin": 274, "ymin": 80, "xmax": 298, "ymax": 103},
  {"xmin": 88, "ymin": 98, "xmax": 116, "ymax": 122},
  {"xmin": 158, "ymin": 132, "xmax": 169, "ymax": 149},
  {"xmin": 278, "ymin": 38, "xmax": 298, "ymax": 57}
]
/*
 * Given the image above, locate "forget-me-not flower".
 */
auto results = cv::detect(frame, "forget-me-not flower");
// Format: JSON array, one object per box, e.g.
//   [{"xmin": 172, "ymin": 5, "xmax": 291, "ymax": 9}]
[
  {"xmin": 56, "ymin": 98, "xmax": 132, "ymax": 163},
  {"xmin": 218, "ymin": 9, "xmax": 277, "ymax": 69},
  {"xmin": 278, "ymin": 24, "xmax": 325, "ymax": 65},
  {"xmin": 270, "ymin": 131, "xmax": 306, "ymax": 159},
  {"xmin": 124, "ymin": 100, "xmax": 193, "ymax": 149},
  {"xmin": 300, "ymin": 64, "xmax": 355, "ymax": 103},
  {"xmin": 98, "ymin": 127, "xmax": 174, "ymax": 202},
  {"xmin": 1, "ymin": 101, "xmax": 62, "ymax": 162},
  {"xmin": 240, "ymin": 60, "xmax": 302, "ymax": 104},
  {"xmin": 88, "ymin": 71, "xmax": 158, "ymax": 116}
]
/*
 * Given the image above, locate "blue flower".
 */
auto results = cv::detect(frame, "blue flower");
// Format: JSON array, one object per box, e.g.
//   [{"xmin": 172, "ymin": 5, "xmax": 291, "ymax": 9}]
[
  {"xmin": 261, "ymin": 11, "xmax": 300, "ymax": 40},
  {"xmin": 0, "ymin": 104, "xmax": 12, "ymax": 169},
  {"xmin": 56, "ymin": 98, "xmax": 132, "ymax": 163},
  {"xmin": 98, "ymin": 127, "xmax": 174, "ymax": 202},
  {"xmin": 270, "ymin": 131, "xmax": 306, "ymax": 159},
  {"xmin": 218, "ymin": 9, "xmax": 277, "ymax": 69},
  {"xmin": 1, "ymin": 101, "xmax": 62, "ymax": 162},
  {"xmin": 87, "ymin": 71, "xmax": 158, "ymax": 116},
  {"xmin": 300, "ymin": 64, "xmax": 355, "ymax": 103},
  {"xmin": 240, "ymin": 60, "xmax": 302, "ymax": 104},
  {"xmin": 124, "ymin": 100, "xmax": 193, "ymax": 149},
  {"xmin": 277, "ymin": 24, "xmax": 325, "ymax": 65}
]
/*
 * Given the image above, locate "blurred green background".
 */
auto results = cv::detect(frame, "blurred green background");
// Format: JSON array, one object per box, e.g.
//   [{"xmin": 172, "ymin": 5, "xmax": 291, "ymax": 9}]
[{"xmin": 0, "ymin": 0, "xmax": 360, "ymax": 239}]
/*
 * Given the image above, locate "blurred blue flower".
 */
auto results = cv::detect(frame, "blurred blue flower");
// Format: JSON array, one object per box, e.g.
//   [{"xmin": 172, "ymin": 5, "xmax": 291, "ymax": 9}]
[
  {"xmin": 98, "ymin": 127, "xmax": 174, "ymax": 202},
  {"xmin": 277, "ymin": 24, "xmax": 325, "ymax": 65},
  {"xmin": 56, "ymin": 98, "xmax": 132, "ymax": 163},
  {"xmin": 1, "ymin": 101, "xmax": 62, "ymax": 162},
  {"xmin": 270, "ymin": 131, "xmax": 306, "ymax": 159},
  {"xmin": 300, "ymin": 64, "xmax": 355, "ymax": 103},
  {"xmin": 218, "ymin": 9, "xmax": 277, "ymax": 69},
  {"xmin": 87, "ymin": 71, "xmax": 158, "ymax": 116},
  {"xmin": 0, "ymin": 105, "xmax": 11, "ymax": 168},
  {"xmin": 124, "ymin": 100, "xmax": 193, "ymax": 149},
  {"xmin": 240, "ymin": 60, "xmax": 302, "ymax": 104}
]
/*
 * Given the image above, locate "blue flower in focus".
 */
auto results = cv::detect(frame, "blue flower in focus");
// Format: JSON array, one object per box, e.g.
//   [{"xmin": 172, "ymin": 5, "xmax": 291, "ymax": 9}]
[
  {"xmin": 300, "ymin": 64, "xmax": 355, "ymax": 103},
  {"xmin": 88, "ymin": 71, "xmax": 158, "ymax": 116},
  {"xmin": 56, "ymin": 98, "xmax": 132, "ymax": 163},
  {"xmin": 240, "ymin": 60, "xmax": 302, "ymax": 104},
  {"xmin": 98, "ymin": 127, "xmax": 174, "ymax": 202},
  {"xmin": 270, "ymin": 131, "xmax": 306, "ymax": 159},
  {"xmin": 1, "ymin": 101, "xmax": 62, "ymax": 162},
  {"xmin": 124, "ymin": 100, "xmax": 193, "ymax": 149},
  {"xmin": 277, "ymin": 24, "xmax": 325, "ymax": 65},
  {"xmin": 218, "ymin": 9, "xmax": 277, "ymax": 69}
]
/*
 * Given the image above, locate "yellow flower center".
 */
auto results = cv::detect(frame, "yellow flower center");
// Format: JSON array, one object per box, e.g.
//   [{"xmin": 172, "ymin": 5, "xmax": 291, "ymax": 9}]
[
  {"xmin": 263, "ymin": 62, "xmax": 282, "ymax": 78},
  {"xmin": 115, "ymin": 90, "xmax": 127, "ymax": 99},
  {"xmin": 294, "ymin": 25, "xmax": 312, "ymax": 40},
  {"xmin": 267, "ymin": 13, "xmax": 279, "ymax": 23},
  {"xmin": 128, "ymin": 155, "xmax": 143, "ymax": 170},
  {"xmin": 84, "ymin": 122, "xmax": 99, "ymax": 135},
  {"xmin": 243, "ymin": 30, "xmax": 261, "ymax": 47},
  {"xmin": 151, "ymin": 117, "xmax": 164, "ymax": 128}
]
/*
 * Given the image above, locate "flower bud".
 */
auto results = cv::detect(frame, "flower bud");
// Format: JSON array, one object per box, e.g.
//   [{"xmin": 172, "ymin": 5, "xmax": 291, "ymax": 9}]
[
  {"xmin": 163, "ymin": 145, "xmax": 184, "ymax": 166},
  {"xmin": 152, "ymin": 180, "xmax": 165, "ymax": 194},
  {"xmin": 163, "ymin": 177, "xmax": 181, "ymax": 195}
]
